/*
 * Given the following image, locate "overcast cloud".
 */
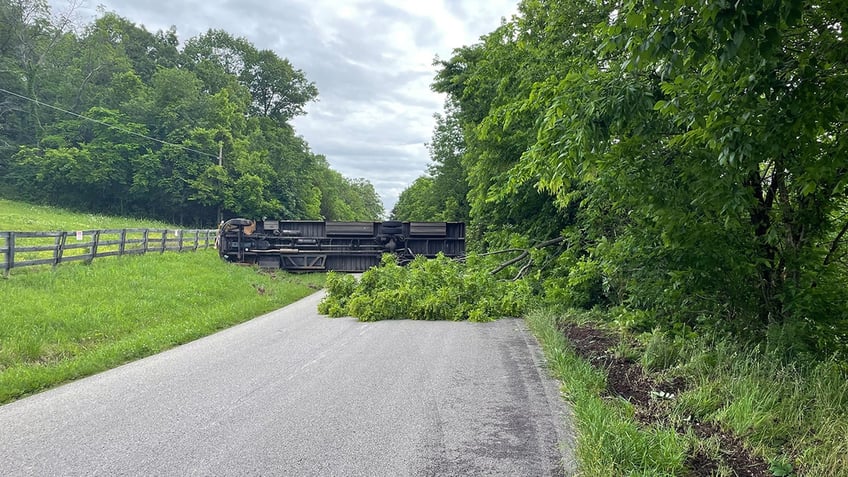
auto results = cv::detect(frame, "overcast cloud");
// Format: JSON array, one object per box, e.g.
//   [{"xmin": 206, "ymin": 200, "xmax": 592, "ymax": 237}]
[{"xmin": 55, "ymin": 0, "xmax": 517, "ymax": 213}]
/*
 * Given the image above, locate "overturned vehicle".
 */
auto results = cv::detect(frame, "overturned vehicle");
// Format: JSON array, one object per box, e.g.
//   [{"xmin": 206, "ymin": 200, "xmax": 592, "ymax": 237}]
[{"xmin": 217, "ymin": 219, "xmax": 465, "ymax": 272}]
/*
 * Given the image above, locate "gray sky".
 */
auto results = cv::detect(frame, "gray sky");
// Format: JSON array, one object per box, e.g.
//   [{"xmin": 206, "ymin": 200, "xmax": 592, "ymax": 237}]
[{"xmin": 55, "ymin": 0, "xmax": 517, "ymax": 213}]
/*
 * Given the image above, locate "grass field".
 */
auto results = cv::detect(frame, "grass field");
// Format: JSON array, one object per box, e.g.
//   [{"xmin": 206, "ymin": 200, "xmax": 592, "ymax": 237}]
[
  {"xmin": 0, "ymin": 198, "xmax": 177, "ymax": 231},
  {"xmin": 0, "ymin": 250, "xmax": 324, "ymax": 403},
  {"xmin": 0, "ymin": 199, "xmax": 324, "ymax": 403}
]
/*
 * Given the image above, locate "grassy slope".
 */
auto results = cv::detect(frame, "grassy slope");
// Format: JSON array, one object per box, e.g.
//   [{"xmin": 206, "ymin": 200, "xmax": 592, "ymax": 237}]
[
  {"xmin": 0, "ymin": 200, "xmax": 324, "ymax": 403},
  {"xmin": 0, "ymin": 198, "xmax": 176, "ymax": 231},
  {"xmin": 527, "ymin": 308, "xmax": 848, "ymax": 477}
]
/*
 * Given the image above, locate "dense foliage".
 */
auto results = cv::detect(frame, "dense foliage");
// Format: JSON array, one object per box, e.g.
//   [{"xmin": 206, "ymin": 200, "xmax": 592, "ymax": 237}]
[
  {"xmin": 318, "ymin": 254, "xmax": 531, "ymax": 322},
  {"xmin": 397, "ymin": 0, "xmax": 847, "ymax": 353},
  {"xmin": 0, "ymin": 0, "xmax": 382, "ymax": 225},
  {"xmin": 391, "ymin": 103, "xmax": 470, "ymax": 223}
]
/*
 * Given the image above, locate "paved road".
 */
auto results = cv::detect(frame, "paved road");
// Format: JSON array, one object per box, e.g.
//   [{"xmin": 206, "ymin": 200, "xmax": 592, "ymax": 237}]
[{"xmin": 0, "ymin": 292, "xmax": 575, "ymax": 476}]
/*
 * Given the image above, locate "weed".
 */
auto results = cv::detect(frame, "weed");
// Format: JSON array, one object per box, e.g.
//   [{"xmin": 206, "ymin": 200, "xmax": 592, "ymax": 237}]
[
  {"xmin": 640, "ymin": 330, "xmax": 681, "ymax": 372},
  {"xmin": 527, "ymin": 307, "xmax": 848, "ymax": 476},
  {"xmin": 666, "ymin": 330, "xmax": 848, "ymax": 476}
]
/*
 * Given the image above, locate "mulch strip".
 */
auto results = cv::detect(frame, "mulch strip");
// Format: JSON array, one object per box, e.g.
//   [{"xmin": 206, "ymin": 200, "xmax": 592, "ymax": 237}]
[{"xmin": 558, "ymin": 322, "xmax": 770, "ymax": 476}]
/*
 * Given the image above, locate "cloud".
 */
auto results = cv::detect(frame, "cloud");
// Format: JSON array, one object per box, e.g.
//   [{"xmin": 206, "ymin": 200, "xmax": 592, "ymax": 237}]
[{"xmin": 57, "ymin": 0, "xmax": 517, "ymax": 212}]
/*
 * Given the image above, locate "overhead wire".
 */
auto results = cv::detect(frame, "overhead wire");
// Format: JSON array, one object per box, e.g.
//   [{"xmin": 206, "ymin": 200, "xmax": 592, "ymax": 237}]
[{"xmin": 0, "ymin": 87, "xmax": 218, "ymax": 159}]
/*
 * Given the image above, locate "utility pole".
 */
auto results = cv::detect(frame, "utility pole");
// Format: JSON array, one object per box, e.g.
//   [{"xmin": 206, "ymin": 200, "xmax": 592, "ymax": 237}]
[{"xmin": 217, "ymin": 142, "xmax": 224, "ymax": 225}]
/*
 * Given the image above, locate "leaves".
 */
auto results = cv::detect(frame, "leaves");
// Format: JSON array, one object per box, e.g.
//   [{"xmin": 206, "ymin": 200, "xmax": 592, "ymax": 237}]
[
  {"xmin": 412, "ymin": 0, "xmax": 848, "ymax": 351},
  {"xmin": 0, "ymin": 2, "xmax": 381, "ymax": 225},
  {"xmin": 318, "ymin": 254, "xmax": 532, "ymax": 322}
]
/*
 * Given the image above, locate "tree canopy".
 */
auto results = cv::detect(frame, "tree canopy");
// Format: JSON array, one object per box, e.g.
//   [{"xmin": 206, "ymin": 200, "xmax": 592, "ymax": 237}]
[
  {"xmin": 398, "ymin": 0, "xmax": 847, "ymax": 353},
  {"xmin": 0, "ymin": 1, "xmax": 382, "ymax": 225}
]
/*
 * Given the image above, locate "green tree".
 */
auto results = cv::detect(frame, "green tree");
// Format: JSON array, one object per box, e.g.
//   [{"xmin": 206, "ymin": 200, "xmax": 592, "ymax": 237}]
[
  {"xmin": 0, "ymin": 3, "xmax": 381, "ymax": 227},
  {"xmin": 244, "ymin": 48, "xmax": 318, "ymax": 122},
  {"xmin": 427, "ymin": 0, "xmax": 847, "ymax": 350},
  {"xmin": 315, "ymin": 161, "xmax": 384, "ymax": 221},
  {"xmin": 0, "ymin": 0, "xmax": 75, "ymax": 146},
  {"xmin": 182, "ymin": 29, "xmax": 317, "ymax": 123},
  {"xmin": 391, "ymin": 176, "xmax": 440, "ymax": 221},
  {"xmin": 432, "ymin": 3, "xmax": 590, "ymax": 246},
  {"xmin": 456, "ymin": 0, "xmax": 848, "ymax": 347},
  {"xmin": 426, "ymin": 103, "xmax": 470, "ymax": 222}
]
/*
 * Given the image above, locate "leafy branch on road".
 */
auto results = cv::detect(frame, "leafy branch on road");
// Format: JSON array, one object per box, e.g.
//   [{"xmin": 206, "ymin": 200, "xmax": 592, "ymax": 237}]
[{"xmin": 318, "ymin": 254, "xmax": 532, "ymax": 322}]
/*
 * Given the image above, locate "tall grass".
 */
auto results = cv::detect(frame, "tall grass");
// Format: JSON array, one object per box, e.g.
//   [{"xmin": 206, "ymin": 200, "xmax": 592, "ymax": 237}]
[
  {"xmin": 0, "ymin": 251, "xmax": 323, "ymax": 403},
  {"xmin": 528, "ymin": 305, "xmax": 848, "ymax": 476},
  {"xmin": 661, "ymin": 333, "xmax": 848, "ymax": 476}
]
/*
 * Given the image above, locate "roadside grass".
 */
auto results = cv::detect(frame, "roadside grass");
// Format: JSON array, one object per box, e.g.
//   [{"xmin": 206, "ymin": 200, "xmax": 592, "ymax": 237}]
[
  {"xmin": 526, "ymin": 308, "xmax": 688, "ymax": 476},
  {"xmin": 527, "ymin": 307, "xmax": 848, "ymax": 476},
  {"xmin": 0, "ymin": 251, "xmax": 324, "ymax": 403},
  {"xmin": 0, "ymin": 198, "xmax": 176, "ymax": 231},
  {"xmin": 661, "ymin": 332, "xmax": 848, "ymax": 476}
]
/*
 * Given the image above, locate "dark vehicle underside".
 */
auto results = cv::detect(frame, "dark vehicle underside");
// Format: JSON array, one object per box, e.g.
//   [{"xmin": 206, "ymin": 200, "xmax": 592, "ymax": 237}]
[{"xmin": 217, "ymin": 219, "xmax": 466, "ymax": 272}]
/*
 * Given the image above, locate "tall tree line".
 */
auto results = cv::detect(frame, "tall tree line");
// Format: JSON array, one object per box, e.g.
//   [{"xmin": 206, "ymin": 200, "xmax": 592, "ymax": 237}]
[
  {"xmin": 396, "ymin": 0, "xmax": 847, "ymax": 353},
  {"xmin": 0, "ymin": 0, "xmax": 383, "ymax": 225}
]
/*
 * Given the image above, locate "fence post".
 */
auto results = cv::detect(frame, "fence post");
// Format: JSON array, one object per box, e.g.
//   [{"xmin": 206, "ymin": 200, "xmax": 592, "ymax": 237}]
[
  {"xmin": 119, "ymin": 229, "xmax": 127, "ymax": 256},
  {"xmin": 54, "ymin": 232, "xmax": 67, "ymax": 269},
  {"xmin": 88, "ymin": 231, "xmax": 100, "ymax": 263},
  {"xmin": 3, "ymin": 232, "xmax": 13, "ymax": 277},
  {"xmin": 160, "ymin": 230, "xmax": 167, "ymax": 254},
  {"xmin": 178, "ymin": 229, "xmax": 184, "ymax": 252},
  {"xmin": 194, "ymin": 230, "xmax": 200, "ymax": 251},
  {"xmin": 142, "ymin": 229, "xmax": 149, "ymax": 254}
]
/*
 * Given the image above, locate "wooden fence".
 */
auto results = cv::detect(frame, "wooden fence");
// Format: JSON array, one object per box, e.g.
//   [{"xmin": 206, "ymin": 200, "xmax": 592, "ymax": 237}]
[{"xmin": 1, "ymin": 228, "xmax": 218, "ymax": 276}]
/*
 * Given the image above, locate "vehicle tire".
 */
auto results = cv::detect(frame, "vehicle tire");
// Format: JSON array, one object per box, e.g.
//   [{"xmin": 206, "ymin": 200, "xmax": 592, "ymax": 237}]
[
  {"xmin": 381, "ymin": 226, "xmax": 402, "ymax": 235},
  {"xmin": 225, "ymin": 218, "xmax": 253, "ymax": 227},
  {"xmin": 382, "ymin": 220, "xmax": 402, "ymax": 228}
]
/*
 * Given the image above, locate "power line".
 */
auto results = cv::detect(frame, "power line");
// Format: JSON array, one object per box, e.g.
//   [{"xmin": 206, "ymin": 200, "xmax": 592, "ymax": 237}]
[{"xmin": 0, "ymin": 88, "xmax": 218, "ymax": 159}]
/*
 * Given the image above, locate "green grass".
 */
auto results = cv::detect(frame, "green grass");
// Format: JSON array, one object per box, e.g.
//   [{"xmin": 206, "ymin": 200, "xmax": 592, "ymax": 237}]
[
  {"xmin": 0, "ymin": 251, "xmax": 324, "ymax": 403},
  {"xmin": 0, "ymin": 198, "xmax": 176, "ymax": 231},
  {"xmin": 527, "ymin": 307, "xmax": 848, "ymax": 476},
  {"xmin": 666, "ymin": 334, "xmax": 848, "ymax": 476},
  {"xmin": 525, "ymin": 308, "xmax": 688, "ymax": 476}
]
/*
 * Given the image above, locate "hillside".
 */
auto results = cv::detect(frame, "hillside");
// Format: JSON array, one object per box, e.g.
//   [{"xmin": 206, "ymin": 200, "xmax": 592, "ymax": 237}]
[
  {"xmin": 0, "ymin": 198, "xmax": 176, "ymax": 231},
  {"xmin": 0, "ymin": 200, "xmax": 323, "ymax": 403},
  {"xmin": 1, "ymin": 5, "xmax": 383, "ymax": 225}
]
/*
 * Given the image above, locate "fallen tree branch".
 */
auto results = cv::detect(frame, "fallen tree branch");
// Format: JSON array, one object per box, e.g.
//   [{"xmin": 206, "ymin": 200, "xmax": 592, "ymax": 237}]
[
  {"xmin": 491, "ymin": 251, "xmax": 529, "ymax": 275},
  {"xmin": 477, "ymin": 248, "xmax": 527, "ymax": 257},
  {"xmin": 514, "ymin": 258, "xmax": 534, "ymax": 281},
  {"xmin": 490, "ymin": 236, "xmax": 566, "ymax": 276}
]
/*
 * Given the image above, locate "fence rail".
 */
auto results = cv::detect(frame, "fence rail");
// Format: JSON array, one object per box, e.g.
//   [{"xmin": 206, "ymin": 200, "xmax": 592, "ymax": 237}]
[{"xmin": 1, "ymin": 228, "xmax": 218, "ymax": 276}]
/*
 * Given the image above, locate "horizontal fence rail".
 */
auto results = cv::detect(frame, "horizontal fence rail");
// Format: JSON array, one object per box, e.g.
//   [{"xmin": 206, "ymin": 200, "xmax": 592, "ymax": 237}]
[{"xmin": 1, "ymin": 228, "xmax": 218, "ymax": 276}]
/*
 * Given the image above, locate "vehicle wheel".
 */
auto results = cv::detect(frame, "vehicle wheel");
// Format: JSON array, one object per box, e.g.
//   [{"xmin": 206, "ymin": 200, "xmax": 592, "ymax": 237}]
[
  {"xmin": 382, "ymin": 220, "xmax": 402, "ymax": 228},
  {"xmin": 381, "ymin": 226, "xmax": 402, "ymax": 235},
  {"xmin": 225, "ymin": 218, "xmax": 253, "ymax": 227}
]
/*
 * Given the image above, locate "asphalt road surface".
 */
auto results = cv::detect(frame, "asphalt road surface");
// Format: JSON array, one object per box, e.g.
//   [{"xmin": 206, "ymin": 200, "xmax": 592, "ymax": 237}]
[{"xmin": 0, "ymin": 292, "xmax": 576, "ymax": 476}]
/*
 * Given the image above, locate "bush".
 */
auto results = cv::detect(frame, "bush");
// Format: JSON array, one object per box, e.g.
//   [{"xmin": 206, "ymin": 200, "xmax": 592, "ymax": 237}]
[{"xmin": 318, "ymin": 253, "xmax": 532, "ymax": 322}]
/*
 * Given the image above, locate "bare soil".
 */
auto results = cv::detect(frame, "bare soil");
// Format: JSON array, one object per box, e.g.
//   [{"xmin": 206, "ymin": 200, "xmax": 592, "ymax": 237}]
[{"xmin": 558, "ymin": 322, "xmax": 770, "ymax": 476}]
